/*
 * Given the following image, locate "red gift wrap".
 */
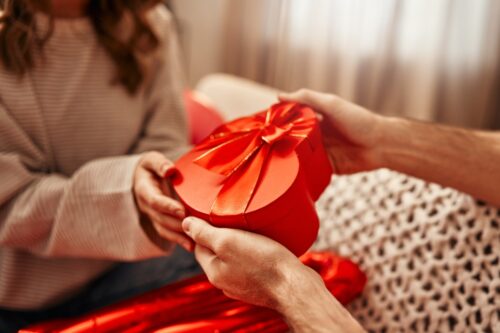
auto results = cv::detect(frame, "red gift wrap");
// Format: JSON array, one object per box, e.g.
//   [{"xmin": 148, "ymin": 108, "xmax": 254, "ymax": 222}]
[
  {"xmin": 21, "ymin": 252, "xmax": 367, "ymax": 333},
  {"xmin": 173, "ymin": 102, "xmax": 333, "ymax": 256}
]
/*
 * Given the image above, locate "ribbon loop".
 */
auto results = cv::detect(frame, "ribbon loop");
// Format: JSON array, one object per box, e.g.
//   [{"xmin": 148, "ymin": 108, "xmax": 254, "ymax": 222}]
[{"xmin": 261, "ymin": 123, "xmax": 292, "ymax": 145}]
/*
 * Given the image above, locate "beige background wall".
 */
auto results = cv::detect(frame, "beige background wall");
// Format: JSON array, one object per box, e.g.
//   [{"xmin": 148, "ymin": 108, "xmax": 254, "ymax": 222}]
[
  {"xmin": 171, "ymin": 0, "xmax": 229, "ymax": 86},
  {"xmin": 170, "ymin": 0, "xmax": 499, "ymax": 128}
]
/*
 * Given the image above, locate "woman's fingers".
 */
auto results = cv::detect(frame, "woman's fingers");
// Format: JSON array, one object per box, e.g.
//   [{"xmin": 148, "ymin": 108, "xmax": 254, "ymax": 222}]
[
  {"xmin": 136, "ymin": 152, "xmax": 185, "ymax": 218},
  {"xmin": 151, "ymin": 220, "xmax": 194, "ymax": 252},
  {"xmin": 138, "ymin": 196, "xmax": 192, "ymax": 250},
  {"xmin": 150, "ymin": 193, "xmax": 185, "ymax": 219},
  {"xmin": 140, "ymin": 151, "xmax": 176, "ymax": 178},
  {"xmin": 144, "ymin": 206, "xmax": 184, "ymax": 232},
  {"xmin": 133, "ymin": 152, "xmax": 194, "ymax": 250},
  {"xmin": 136, "ymin": 174, "xmax": 185, "ymax": 219}
]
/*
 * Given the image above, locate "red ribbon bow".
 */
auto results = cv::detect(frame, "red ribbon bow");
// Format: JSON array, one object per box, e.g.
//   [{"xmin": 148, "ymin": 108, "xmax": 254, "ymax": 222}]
[{"xmin": 193, "ymin": 102, "xmax": 316, "ymax": 224}]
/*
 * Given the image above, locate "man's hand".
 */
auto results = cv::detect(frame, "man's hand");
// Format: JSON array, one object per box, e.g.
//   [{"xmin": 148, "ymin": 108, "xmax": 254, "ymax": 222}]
[
  {"xmin": 182, "ymin": 216, "xmax": 303, "ymax": 309},
  {"xmin": 133, "ymin": 151, "xmax": 193, "ymax": 251},
  {"xmin": 280, "ymin": 89, "xmax": 385, "ymax": 174},
  {"xmin": 182, "ymin": 217, "xmax": 365, "ymax": 333},
  {"xmin": 281, "ymin": 89, "xmax": 500, "ymax": 207}
]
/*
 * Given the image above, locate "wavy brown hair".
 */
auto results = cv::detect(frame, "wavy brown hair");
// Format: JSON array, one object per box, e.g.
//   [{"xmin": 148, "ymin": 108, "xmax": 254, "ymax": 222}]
[{"xmin": 0, "ymin": 0, "xmax": 163, "ymax": 94}]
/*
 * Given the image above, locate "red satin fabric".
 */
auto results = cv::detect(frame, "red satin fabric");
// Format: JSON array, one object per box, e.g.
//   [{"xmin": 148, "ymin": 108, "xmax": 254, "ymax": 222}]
[
  {"xmin": 193, "ymin": 102, "xmax": 317, "ymax": 219},
  {"xmin": 21, "ymin": 252, "xmax": 366, "ymax": 333},
  {"xmin": 183, "ymin": 90, "xmax": 225, "ymax": 145}
]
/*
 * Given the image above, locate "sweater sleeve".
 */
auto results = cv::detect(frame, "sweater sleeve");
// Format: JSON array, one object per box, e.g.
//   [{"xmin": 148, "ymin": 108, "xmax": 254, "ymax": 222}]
[{"xmin": 0, "ymin": 104, "xmax": 168, "ymax": 260}]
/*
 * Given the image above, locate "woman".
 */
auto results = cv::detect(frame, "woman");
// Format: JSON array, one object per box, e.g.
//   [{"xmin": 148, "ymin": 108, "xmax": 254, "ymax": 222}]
[{"xmin": 0, "ymin": 0, "xmax": 199, "ymax": 331}]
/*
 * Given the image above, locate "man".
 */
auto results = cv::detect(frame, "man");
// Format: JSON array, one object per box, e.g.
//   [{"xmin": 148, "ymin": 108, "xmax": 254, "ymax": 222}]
[{"xmin": 183, "ymin": 89, "xmax": 500, "ymax": 332}]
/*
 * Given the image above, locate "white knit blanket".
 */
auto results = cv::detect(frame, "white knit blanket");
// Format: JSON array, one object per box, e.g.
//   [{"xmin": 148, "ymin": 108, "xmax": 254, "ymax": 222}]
[{"xmin": 314, "ymin": 169, "xmax": 499, "ymax": 333}]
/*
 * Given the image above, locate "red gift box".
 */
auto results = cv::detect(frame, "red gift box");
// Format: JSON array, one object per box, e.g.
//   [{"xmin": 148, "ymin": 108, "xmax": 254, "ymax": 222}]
[{"xmin": 173, "ymin": 102, "xmax": 333, "ymax": 256}]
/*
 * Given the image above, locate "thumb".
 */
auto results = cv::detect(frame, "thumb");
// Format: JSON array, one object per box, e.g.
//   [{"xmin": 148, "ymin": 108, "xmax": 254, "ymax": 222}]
[{"xmin": 182, "ymin": 217, "xmax": 219, "ymax": 252}]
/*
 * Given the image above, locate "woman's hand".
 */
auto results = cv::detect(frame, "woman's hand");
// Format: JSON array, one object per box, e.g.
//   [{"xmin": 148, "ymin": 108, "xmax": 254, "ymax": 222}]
[
  {"xmin": 280, "ymin": 89, "xmax": 385, "ymax": 174},
  {"xmin": 133, "ymin": 151, "xmax": 193, "ymax": 251},
  {"xmin": 182, "ymin": 217, "xmax": 365, "ymax": 333}
]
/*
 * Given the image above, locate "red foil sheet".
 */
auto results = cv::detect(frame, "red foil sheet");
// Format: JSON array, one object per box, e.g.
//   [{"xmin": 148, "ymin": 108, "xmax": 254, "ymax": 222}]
[{"xmin": 21, "ymin": 252, "xmax": 366, "ymax": 333}]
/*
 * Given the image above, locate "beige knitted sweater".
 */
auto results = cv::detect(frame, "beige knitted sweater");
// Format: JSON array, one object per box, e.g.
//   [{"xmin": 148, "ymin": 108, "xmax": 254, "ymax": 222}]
[{"xmin": 0, "ymin": 6, "xmax": 188, "ymax": 310}]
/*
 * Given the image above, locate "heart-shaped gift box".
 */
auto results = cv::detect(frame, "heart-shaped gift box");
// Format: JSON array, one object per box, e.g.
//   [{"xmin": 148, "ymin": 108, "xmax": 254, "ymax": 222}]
[{"xmin": 173, "ymin": 102, "xmax": 333, "ymax": 256}]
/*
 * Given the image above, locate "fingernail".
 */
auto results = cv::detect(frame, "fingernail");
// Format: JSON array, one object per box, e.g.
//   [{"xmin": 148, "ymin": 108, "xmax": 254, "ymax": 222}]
[{"xmin": 182, "ymin": 218, "xmax": 191, "ymax": 233}]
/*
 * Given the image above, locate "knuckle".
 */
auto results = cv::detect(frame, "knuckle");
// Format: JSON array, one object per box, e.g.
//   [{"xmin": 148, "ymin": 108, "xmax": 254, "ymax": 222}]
[
  {"xmin": 135, "ymin": 181, "xmax": 148, "ymax": 197},
  {"xmin": 207, "ymin": 271, "xmax": 223, "ymax": 289},
  {"xmin": 162, "ymin": 216, "xmax": 179, "ymax": 230},
  {"xmin": 214, "ymin": 234, "xmax": 231, "ymax": 252},
  {"xmin": 141, "ymin": 151, "xmax": 163, "ymax": 166},
  {"xmin": 206, "ymin": 273, "xmax": 218, "ymax": 287},
  {"xmin": 298, "ymin": 88, "xmax": 311, "ymax": 97},
  {"xmin": 153, "ymin": 152, "xmax": 168, "ymax": 165},
  {"xmin": 190, "ymin": 225, "xmax": 202, "ymax": 242},
  {"xmin": 149, "ymin": 197, "xmax": 163, "ymax": 211},
  {"xmin": 326, "ymin": 94, "xmax": 338, "ymax": 105},
  {"xmin": 327, "ymin": 95, "xmax": 342, "ymax": 112},
  {"xmin": 140, "ymin": 152, "xmax": 154, "ymax": 164},
  {"xmin": 162, "ymin": 200, "xmax": 176, "ymax": 213},
  {"xmin": 144, "ymin": 194, "xmax": 156, "ymax": 208},
  {"xmin": 149, "ymin": 150, "xmax": 162, "ymax": 158}
]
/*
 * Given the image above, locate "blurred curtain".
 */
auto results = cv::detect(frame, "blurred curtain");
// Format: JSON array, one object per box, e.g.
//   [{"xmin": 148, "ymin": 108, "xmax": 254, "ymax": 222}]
[{"xmin": 222, "ymin": 0, "xmax": 500, "ymax": 129}]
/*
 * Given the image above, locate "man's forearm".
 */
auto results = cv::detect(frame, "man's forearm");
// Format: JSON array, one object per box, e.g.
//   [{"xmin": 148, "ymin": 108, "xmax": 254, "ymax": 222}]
[
  {"xmin": 276, "ymin": 266, "xmax": 365, "ymax": 333},
  {"xmin": 378, "ymin": 117, "xmax": 500, "ymax": 206}
]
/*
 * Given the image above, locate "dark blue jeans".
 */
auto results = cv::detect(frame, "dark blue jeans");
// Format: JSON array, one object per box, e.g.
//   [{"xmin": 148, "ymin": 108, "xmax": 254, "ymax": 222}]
[{"xmin": 0, "ymin": 247, "xmax": 201, "ymax": 333}]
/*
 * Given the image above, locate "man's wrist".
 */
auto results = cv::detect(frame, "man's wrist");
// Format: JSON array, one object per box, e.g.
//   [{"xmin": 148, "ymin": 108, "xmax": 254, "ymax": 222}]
[
  {"xmin": 267, "ymin": 260, "xmax": 305, "ymax": 312},
  {"xmin": 273, "ymin": 264, "xmax": 366, "ymax": 333},
  {"xmin": 357, "ymin": 114, "xmax": 398, "ymax": 171},
  {"xmin": 370, "ymin": 116, "xmax": 408, "ymax": 170},
  {"xmin": 273, "ymin": 265, "xmax": 342, "ymax": 332},
  {"xmin": 275, "ymin": 265, "xmax": 322, "ymax": 331}
]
